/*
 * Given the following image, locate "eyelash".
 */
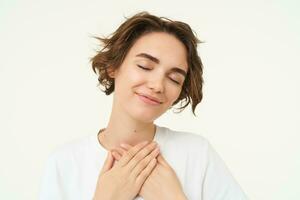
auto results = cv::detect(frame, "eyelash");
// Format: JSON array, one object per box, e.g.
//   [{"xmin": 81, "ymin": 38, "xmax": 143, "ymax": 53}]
[{"xmin": 137, "ymin": 65, "xmax": 180, "ymax": 85}]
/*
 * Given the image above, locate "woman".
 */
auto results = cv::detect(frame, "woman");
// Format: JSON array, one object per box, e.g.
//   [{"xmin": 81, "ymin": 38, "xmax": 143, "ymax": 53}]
[{"xmin": 39, "ymin": 12, "xmax": 247, "ymax": 200}]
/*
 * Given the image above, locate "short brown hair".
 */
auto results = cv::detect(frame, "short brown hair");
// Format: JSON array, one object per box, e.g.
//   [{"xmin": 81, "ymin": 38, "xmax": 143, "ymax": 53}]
[{"xmin": 91, "ymin": 11, "xmax": 204, "ymax": 116}]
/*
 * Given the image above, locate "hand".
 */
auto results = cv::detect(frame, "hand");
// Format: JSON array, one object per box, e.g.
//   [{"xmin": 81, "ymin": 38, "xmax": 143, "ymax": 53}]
[
  {"xmin": 112, "ymin": 144, "xmax": 187, "ymax": 200},
  {"xmin": 93, "ymin": 141, "xmax": 160, "ymax": 200}
]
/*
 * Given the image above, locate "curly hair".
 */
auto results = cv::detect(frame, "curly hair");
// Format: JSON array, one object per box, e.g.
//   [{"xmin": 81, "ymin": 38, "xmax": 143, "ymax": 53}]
[{"xmin": 90, "ymin": 11, "xmax": 204, "ymax": 116}]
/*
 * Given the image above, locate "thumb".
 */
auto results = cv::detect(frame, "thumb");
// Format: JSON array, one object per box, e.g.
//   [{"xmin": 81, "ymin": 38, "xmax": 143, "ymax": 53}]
[{"xmin": 100, "ymin": 151, "xmax": 114, "ymax": 175}]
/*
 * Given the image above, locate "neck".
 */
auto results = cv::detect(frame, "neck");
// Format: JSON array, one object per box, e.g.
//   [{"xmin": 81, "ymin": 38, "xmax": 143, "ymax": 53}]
[{"xmin": 98, "ymin": 99, "xmax": 157, "ymax": 151}]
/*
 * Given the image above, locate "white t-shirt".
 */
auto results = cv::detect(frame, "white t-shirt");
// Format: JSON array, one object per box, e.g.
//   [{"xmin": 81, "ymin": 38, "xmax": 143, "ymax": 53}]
[{"xmin": 39, "ymin": 125, "xmax": 248, "ymax": 200}]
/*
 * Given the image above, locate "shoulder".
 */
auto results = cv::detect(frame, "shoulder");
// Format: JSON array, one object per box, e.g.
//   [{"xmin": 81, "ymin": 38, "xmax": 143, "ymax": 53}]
[
  {"xmin": 163, "ymin": 126, "xmax": 209, "ymax": 149},
  {"xmin": 159, "ymin": 126, "xmax": 212, "ymax": 176},
  {"xmin": 158, "ymin": 126, "xmax": 211, "ymax": 159},
  {"xmin": 46, "ymin": 134, "xmax": 93, "ymax": 165}
]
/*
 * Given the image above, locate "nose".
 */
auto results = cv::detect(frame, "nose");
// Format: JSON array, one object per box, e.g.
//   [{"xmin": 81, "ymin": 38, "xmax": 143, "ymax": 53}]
[{"xmin": 147, "ymin": 75, "xmax": 164, "ymax": 93}]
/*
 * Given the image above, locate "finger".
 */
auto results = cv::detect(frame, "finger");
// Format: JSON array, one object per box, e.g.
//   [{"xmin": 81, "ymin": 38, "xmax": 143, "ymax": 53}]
[
  {"xmin": 126, "ymin": 142, "xmax": 158, "ymax": 171},
  {"xmin": 113, "ymin": 147, "xmax": 127, "ymax": 156},
  {"xmin": 112, "ymin": 146, "xmax": 131, "ymax": 161},
  {"xmin": 120, "ymin": 143, "xmax": 132, "ymax": 150},
  {"xmin": 117, "ymin": 140, "xmax": 149, "ymax": 167},
  {"xmin": 111, "ymin": 151, "xmax": 122, "ymax": 161},
  {"xmin": 135, "ymin": 158, "xmax": 157, "ymax": 186},
  {"xmin": 130, "ymin": 146, "xmax": 160, "ymax": 178},
  {"xmin": 100, "ymin": 151, "xmax": 114, "ymax": 175}
]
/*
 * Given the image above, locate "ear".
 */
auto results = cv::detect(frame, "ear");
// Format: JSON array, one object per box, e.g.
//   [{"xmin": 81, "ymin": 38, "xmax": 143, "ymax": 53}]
[{"xmin": 107, "ymin": 67, "xmax": 118, "ymax": 78}]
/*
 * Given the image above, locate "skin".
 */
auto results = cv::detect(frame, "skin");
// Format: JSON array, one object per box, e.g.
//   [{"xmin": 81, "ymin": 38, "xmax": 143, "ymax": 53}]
[
  {"xmin": 98, "ymin": 31, "xmax": 188, "ymax": 151},
  {"xmin": 94, "ymin": 32, "xmax": 189, "ymax": 200},
  {"xmin": 112, "ymin": 144, "xmax": 188, "ymax": 200},
  {"xmin": 93, "ymin": 141, "xmax": 161, "ymax": 200}
]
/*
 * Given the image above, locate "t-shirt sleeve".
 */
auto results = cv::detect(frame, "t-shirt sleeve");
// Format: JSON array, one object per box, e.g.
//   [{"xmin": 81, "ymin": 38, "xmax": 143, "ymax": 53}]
[
  {"xmin": 38, "ymin": 153, "xmax": 64, "ymax": 200},
  {"xmin": 202, "ymin": 140, "xmax": 248, "ymax": 200}
]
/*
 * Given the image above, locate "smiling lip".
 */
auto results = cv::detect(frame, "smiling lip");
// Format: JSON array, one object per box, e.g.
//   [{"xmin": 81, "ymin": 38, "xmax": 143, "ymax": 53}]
[{"xmin": 136, "ymin": 93, "xmax": 162, "ymax": 105}]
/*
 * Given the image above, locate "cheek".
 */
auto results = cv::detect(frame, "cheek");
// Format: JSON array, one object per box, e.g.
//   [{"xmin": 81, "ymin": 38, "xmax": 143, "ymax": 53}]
[
  {"xmin": 165, "ymin": 86, "xmax": 182, "ymax": 104},
  {"xmin": 131, "ymin": 71, "xmax": 145, "ymax": 83},
  {"xmin": 116, "ymin": 67, "xmax": 139, "ymax": 87},
  {"xmin": 114, "ymin": 70, "xmax": 144, "ymax": 103},
  {"xmin": 132, "ymin": 68, "xmax": 147, "ymax": 83},
  {"xmin": 125, "ymin": 67, "xmax": 145, "ymax": 84},
  {"xmin": 173, "ymin": 91, "xmax": 182, "ymax": 104}
]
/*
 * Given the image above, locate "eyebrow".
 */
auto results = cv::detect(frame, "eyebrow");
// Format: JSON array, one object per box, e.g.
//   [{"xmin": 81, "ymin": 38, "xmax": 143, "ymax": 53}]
[{"xmin": 136, "ymin": 53, "xmax": 187, "ymax": 77}]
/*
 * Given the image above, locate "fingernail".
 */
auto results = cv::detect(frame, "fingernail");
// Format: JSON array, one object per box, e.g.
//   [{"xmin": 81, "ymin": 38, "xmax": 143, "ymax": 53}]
[{"xmin": 120, "ymin": 143, "xmax": 127, "ymax": 148}]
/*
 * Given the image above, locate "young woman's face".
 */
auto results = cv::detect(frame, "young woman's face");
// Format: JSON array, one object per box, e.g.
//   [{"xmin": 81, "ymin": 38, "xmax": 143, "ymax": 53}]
[{"xmin": 112, "ymin": 32, "xmax": 188, "ymax": 123}]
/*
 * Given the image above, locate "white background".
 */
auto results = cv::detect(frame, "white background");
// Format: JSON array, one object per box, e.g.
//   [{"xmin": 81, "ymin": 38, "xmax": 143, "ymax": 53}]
[{"xmin": 0, "ymin": 0, "xmax": 299, "ymax": 199}]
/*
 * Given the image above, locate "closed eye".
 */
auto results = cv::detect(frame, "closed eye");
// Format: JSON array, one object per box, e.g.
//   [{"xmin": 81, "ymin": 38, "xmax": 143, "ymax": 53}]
[
  {"xmin": 137, "ymin": 65, "xmax": 181, "ymax": 85},
  {"xmin": 137, "ymin": 65, "xmax": 150, "ymax": 70}
]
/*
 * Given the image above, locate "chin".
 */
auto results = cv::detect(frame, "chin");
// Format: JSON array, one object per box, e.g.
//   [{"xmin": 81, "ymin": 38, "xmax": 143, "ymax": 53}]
[
  {"xmin": 122, "ymin": 94, "xmax": 167, "ymax": 122},
  {"xmin": 128, "ymin": 106, "xmax": 163, "ymax": 123}
]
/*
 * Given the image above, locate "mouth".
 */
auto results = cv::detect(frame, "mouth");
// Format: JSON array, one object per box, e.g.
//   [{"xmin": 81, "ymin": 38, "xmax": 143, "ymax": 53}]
[{"xmin": 136, "ymin": 93, "xmax": 162, "ymax": 105}]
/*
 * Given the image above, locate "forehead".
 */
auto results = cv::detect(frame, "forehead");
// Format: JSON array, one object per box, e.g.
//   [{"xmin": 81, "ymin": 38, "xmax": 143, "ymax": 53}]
[{"xmin": 126, "ymin": 32, "xmax": 188, "ymax": 71}]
